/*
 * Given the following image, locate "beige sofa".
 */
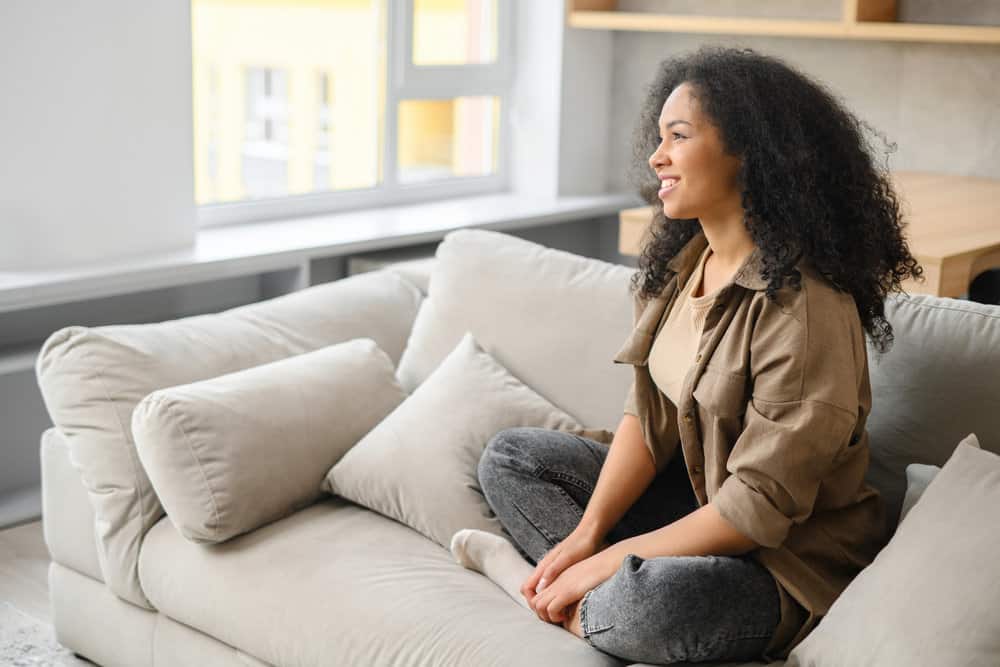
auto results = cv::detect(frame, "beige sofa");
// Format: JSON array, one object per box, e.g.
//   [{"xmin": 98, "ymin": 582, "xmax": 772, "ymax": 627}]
[{"xmin": 35, "ymin": 228, "xmax": 1000, "ymax": 666}]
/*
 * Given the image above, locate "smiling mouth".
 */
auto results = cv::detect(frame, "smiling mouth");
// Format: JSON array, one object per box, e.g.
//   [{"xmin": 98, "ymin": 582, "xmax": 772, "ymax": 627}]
[{"xmin": 658, "ymin": 178, "xmax": 680, "ymax": 197}]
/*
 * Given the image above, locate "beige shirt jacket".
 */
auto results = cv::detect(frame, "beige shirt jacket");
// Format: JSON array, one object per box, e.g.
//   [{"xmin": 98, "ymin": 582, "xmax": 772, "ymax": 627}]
[{"xmin": 611, "ymin": 229, "xmax": 886, "ymax": 660}]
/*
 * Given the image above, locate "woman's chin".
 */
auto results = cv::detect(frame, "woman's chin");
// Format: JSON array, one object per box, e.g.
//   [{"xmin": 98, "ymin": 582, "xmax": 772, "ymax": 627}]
[{"xmin": 660, "ymin": 203, "xmax": 685, "ymax": 219}]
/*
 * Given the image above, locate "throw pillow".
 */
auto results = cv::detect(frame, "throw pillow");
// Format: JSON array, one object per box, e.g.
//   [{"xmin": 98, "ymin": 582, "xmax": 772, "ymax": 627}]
[
  {"xmin": 132, "ymin": 338, "xmax": 407, "ymax": 544},
  {"xmin": 785, "ymin": 433, "xmax": 998, "ymax": 667},
  {"xmin": 898, "ymin": 435, "xmax": 981, "ymax": 523},
  {"xmin": 322, "ymin": 331, "xmax": 588, "ymax": 550}
]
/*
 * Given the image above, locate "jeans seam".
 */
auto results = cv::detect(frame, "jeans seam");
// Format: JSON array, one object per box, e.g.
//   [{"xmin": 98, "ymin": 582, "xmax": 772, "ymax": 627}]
[
  {"xmin": 511, "ymin": 487, "xmax": 585, "ymax": 547},
  {"xmin": 688, "ymin": 631, "xmax": 774, "ymax": 663},
  {"xmin": 510, "ymin": 497, "xmax": 560, "ymax": 548},
  {"xmin": 543, "ymin": 468, "xmax": 596, "ymax": 495},
  {"xmin": 579, "ymin": 587, "xmax": 614, "ymax": 646}
]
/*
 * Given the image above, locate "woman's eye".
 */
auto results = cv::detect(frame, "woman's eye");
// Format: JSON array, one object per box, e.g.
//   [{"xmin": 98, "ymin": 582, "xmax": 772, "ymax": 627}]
[{"xmin": 672, "ymin": 132, "xmax": 686, "ymax": 140}]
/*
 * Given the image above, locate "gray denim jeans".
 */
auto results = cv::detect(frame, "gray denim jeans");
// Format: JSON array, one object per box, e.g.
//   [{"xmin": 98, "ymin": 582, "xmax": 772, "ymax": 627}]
[{"xmin": 477, "ymin": 426, "xmax": 781, "ymax": 665}]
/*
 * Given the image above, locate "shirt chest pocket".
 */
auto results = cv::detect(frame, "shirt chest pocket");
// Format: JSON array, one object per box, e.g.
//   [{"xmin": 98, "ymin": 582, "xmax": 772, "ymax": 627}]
[{"xmin": 692, "ymin": 365, "xmax": 750, "ymax": 420}]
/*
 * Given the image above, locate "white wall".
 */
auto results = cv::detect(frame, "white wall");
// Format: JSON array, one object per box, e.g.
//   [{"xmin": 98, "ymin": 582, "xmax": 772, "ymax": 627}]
[
  {"xmin": 0, "ymin": 1, "xmax": 196, "ymax": 270},
  {"xmin": 509, "ymin": 0, "xmax": 616, "ymax": 198}
]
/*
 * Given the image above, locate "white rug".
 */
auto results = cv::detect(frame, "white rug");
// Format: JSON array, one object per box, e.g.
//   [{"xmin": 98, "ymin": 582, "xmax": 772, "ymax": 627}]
[{"xmin": 0, "ymin": 603, "xmax": 94, "ymax": 666}]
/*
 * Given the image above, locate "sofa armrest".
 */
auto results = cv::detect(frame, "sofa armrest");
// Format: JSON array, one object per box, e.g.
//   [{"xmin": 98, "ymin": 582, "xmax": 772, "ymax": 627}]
[{"xmin": 41, "ymin": 426, "xmax": 103, "ymax": 582}]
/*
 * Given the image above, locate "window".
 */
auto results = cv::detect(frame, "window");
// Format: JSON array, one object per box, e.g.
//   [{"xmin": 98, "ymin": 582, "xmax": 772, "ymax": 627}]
[
  {"xmin": 191, "ymin": 0, "xmax": 511, "ymax": 227},
  {"xmin": 243, "ymin": 67, "xmax": 290, "ymax": 199}
]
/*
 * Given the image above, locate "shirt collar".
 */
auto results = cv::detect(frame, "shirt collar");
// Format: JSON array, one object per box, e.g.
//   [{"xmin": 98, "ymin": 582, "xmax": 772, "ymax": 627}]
[{"xmin": 665, "ymin": 228, "xmax": 769, "ymax": 292}]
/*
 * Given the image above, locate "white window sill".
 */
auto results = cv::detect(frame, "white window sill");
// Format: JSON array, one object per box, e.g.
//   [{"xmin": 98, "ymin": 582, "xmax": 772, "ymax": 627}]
[{"xmin": 0, "ymin": 191, "xmax": 641, "ymax": 315}]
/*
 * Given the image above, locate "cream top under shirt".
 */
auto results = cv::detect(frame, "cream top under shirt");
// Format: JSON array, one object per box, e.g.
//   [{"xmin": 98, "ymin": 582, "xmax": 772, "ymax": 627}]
[{"xmin": 648, "ymin": 244, "xmax": 719, "ymax": 406}]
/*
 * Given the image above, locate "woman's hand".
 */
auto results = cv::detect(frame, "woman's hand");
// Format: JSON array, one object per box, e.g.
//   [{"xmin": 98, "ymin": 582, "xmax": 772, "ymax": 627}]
[
  {"xmin": 520, "ymin": 529, "xmax": 605, "ymax": 610},
  {"xmin": 529, "ymin": 549, "xmax": 620, "ymax": 624}
]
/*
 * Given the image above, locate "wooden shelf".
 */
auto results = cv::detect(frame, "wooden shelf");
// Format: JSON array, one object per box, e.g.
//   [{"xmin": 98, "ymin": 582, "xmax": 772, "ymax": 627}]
[
  {"xmin": 618, "ymin": 171, "xmax": 1000, "ymax": 299},
  {"xmin": 567, "ymin": 0, "xmax": 1000, "ymax": 45}
]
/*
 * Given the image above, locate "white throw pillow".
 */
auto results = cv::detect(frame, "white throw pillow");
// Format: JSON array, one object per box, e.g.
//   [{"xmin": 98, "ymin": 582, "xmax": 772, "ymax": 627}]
[
  {"xmin": 898, "ymin": 434, "xmax": 981, "ymax": 524},
  {"xmin": 132, "ymin": 338, "xmax": 407, "ymax": 544},
  {"xmin": 323, "ymin": 331, "xmax": 590, "ymax": 550},
  {"xmin": 785, "ymin": 433, "xmax": 998, "ymax": 667}
]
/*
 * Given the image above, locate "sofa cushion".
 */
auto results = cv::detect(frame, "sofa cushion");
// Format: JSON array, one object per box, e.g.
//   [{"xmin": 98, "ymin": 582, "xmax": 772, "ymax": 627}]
[
  {"xmin": 864, "ymin": 294, "xmax": 1000, "ymax": 540},
  {"xmin": 137, "ymin": 498, "xmax": 622, "ymax": 667},
  {"xmin": 137, "ymin": 497, "xmax": 775, "ymax": 667},
  {"xmin": 35, "ymin": 269, "xmax": 422, "ymax": 608},
  {"xmin": 899, "ymin": 433, "xmax": 981, "ymax": 524},
  {"xmin": 385, "ymin": 256, "xmax": 435, "ymax": 296},
  {"xmin": 784, "ymin": 434, "xmax": 1000, "ymax": 667},
  {"xmin": 395, "ymin": 229, "xmax": 635, "ymax": 431},
  {"xmin": 323, "ymin": 331, "xmax": 586, "ymax": 550},
  {"xmin": 132, "ymin": 338, "xmax": 406, "ymax": 545}
]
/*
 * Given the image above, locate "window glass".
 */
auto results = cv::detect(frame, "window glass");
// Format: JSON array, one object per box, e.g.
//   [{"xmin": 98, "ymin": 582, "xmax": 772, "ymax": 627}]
[
  {"xmin": 397, "ymin": 96, "xmax": 500, "ymax": 183},
  {"xmin": 412, "ymin": 0, "xmax": 497, "ymax": 66},
  {"xmin": 192, "ymin": 0, "xmax": 385, "ymax": 205}
]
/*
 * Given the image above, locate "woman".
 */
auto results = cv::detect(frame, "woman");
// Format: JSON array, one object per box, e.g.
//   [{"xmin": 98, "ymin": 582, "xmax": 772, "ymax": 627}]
[{"xmin": 476, "ymin": 46, "xmax": 923, "ymax": 664}]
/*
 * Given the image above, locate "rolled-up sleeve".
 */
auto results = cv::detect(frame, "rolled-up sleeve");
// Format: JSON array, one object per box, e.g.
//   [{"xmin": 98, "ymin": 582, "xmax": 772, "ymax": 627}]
[
  {"xmin": 712, "ymin": 394, "xmax": 858, "ymax": 549},
  {"xmin": 710, "ymin": 282, "xmax": 866, "ymax": 550}
]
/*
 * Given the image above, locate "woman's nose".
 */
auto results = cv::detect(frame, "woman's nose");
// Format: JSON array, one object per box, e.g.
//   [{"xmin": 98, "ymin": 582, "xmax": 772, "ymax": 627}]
[{"xmin": 649, "ymin": 146, "xmax": 670, "ymax": 170}]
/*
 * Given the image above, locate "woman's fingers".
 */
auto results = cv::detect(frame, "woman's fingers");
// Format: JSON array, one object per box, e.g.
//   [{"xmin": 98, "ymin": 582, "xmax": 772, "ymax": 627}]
[
  {"xmin": 532, "ymin": 589, "xmax": 554, "ymax": 623},
  {"xmin": 541, "ymin": 591, "xmax": 569, "ymax": 624},
  {"xmin": 522, "ymin": 546, "xmax": 559, "ymax": 600},
  {"xmin": 521, "ymin": 563, "xmax": 545, "ymax": 601}
]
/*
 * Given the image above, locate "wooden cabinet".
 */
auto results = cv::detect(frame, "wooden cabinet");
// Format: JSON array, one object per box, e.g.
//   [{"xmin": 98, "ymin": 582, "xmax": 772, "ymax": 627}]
[{"xmin": 566, "ymin": 0, "xmax": 1000, "ymax": 45}]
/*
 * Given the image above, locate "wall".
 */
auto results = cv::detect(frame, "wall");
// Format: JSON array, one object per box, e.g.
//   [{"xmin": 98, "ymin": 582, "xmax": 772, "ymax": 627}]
[{"xmin": 0, "ymin": 1, "xmax": 196, "ymax": 270}]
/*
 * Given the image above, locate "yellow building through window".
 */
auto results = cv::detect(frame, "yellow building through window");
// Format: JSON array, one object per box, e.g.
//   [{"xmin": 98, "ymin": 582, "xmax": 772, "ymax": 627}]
[{"xmin": 192, "ymin": 0, "xmax": 501, "ymax": 206}]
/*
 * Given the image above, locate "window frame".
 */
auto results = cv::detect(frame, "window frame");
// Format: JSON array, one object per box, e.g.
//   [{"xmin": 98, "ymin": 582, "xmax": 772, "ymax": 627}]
[{"xmin": 198, "ymin": 0, "xmax": 513, "ymax": 228}]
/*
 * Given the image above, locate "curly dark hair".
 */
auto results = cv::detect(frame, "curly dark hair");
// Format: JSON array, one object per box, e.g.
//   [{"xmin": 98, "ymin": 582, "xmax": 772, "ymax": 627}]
[{"xmin": 627, "ymin": 45, "xmax": 923, "ymax": 354}]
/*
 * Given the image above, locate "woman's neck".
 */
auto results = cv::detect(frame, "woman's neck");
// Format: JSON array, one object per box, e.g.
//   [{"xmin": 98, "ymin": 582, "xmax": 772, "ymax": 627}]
[{"xmin": 698, "ymin": 218, "xmax": 755, "ymax": 279}]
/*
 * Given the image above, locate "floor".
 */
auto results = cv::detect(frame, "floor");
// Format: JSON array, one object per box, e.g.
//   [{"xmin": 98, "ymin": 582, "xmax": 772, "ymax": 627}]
[
  {"xmin": 0, "ymin": 518, "xmax": 97, "ymax": 664},
  {"xmin": 0, "ymin": 519, "xmax": 53, "ymax": 625}
]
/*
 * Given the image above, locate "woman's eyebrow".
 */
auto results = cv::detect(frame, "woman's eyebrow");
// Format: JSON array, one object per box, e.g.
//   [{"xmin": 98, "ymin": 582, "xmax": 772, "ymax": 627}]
[{"xmin": 659, "ymin": 119, "xmax": 693, "ymax": 131}]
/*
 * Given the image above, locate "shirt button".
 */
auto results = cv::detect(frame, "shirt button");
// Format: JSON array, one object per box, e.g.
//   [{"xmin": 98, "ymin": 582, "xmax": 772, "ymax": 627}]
[
  {"xmin": 695, "ymin": 353, "xmax": 703, "ymax": 362},
  {"xmin": 692, "ymin": 465, "xmax": 703, "ymax": 474},
  {"xmin": 682, "ymin": 413, "xmax": 694, "ymax": 424}
]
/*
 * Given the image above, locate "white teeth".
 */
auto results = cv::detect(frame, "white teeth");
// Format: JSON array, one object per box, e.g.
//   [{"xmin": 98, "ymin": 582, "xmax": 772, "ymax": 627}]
[{"xmin": 661, "ymin": 178, "xmax": 678, "ymax": 188}]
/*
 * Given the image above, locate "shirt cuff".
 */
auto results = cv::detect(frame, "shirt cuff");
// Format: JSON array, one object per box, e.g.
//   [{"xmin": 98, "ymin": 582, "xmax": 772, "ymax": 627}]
[{"xmin": 712, "ymin": 473, "xmax": 793, "ymax": 549}]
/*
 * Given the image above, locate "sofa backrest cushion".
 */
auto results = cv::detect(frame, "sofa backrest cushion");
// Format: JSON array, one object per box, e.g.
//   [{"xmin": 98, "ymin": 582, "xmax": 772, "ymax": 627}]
[
  {"xmin": 395, "ymin": 229, "xmax": 636, "ymax": 431},
  {"xmin": 864, "ymin": 293, "xmax": 1000, "ymax": 540},
  {"xmin": 35, "ymin": 269, "xmax": 422, "ymax": 608},
  {"xmin": 133, "ymin": 338, "xmax": 407, "ymax": 545}
]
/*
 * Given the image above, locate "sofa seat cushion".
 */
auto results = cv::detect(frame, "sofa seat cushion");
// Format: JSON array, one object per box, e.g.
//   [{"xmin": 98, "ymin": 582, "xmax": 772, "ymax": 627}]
[
  {"xmin": 138, "ymin": 498, "xmax": 777, "ymax": 667},
  {"xmin": 138, "ymin": 497, "xmax": 619, "ymax": 667}
]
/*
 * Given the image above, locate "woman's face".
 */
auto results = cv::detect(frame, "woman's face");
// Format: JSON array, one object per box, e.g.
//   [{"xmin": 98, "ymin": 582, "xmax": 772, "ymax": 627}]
[{"xmin": 648, "ymin": 82, "xmax": 743, "ymax": 223}]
